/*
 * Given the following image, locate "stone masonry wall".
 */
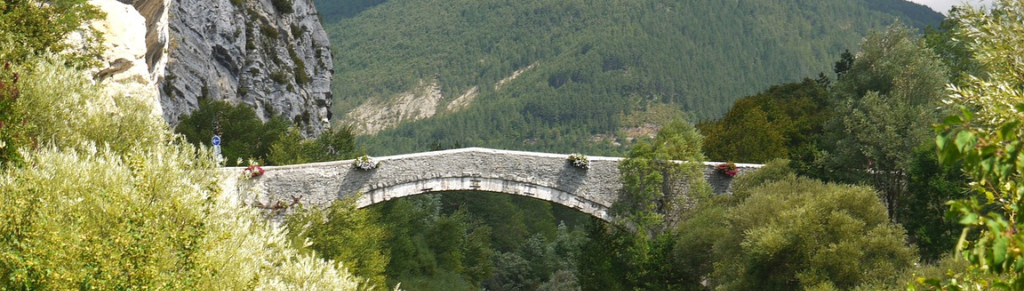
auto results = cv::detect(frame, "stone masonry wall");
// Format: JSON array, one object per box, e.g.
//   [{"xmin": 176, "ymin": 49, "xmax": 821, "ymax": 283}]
[{"xmin": 220, "ymin": 148, "xmax": 760, "ymax": 221}]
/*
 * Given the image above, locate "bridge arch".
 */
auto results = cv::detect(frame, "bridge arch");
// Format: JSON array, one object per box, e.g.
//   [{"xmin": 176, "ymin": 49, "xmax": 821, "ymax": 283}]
[
  {"xmin": 222, "ymin": 148, "xmax": 758, "ymax": 221},
  {"xmin": 358, "ymin": 175, "xmax": 611, "ymax": 220}
]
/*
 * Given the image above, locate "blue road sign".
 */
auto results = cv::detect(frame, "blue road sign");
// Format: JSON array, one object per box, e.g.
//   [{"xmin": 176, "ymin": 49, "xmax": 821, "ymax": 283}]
[{"xmin": 212, "ymin": 135, "xmax": 221, "ymax": 146}]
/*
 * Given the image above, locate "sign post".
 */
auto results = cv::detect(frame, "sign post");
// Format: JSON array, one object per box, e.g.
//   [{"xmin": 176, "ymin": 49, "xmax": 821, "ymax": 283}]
[{"xmin": 212, "ymin": 135, "xmax": 222, "ymax": 163}]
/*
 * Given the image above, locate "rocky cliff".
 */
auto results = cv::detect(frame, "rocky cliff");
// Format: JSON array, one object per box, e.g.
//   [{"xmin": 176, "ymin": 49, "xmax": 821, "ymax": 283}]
[
  {"xmin": 163, "ymin": 0, "xmax": 333, "ymax": 136},
  {"xmin": 89, "ymin": 0, "xmax": 333, "ymax": 137}
]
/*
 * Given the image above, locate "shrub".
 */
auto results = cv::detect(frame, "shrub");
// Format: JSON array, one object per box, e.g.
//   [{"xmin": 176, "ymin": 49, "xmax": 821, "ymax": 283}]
[
  {"xmin": 272, "ymin": 0, "xmax": 294, "ymax": 13},
  {"xmin": 0, "ymin": 0, "xmax": 105, "ymax": 68},
  {"xmin": 729, "ymin": 158, "xmax": 794, "ymax": 200},
  {"xmin": 245, "ymin": 28, "xmax": 257, "ymax": 50},
  {"xmin": 174, "ymin": 99, "xmax": 289, "ymax": 166},
  {"xmin": 270, "ymin": 69, "xmax": 290, "ymax": 84},
  {"xmin": 286, "ymin": 197, "xmax": 391, "ymax": 290},
  {"xmin": 290, "ymin": 47, "xmax": 312, "ymax": 85},
  {"xmin": 714, "ymin": 162, "xmax": 738, "ymax": 177},
  {"xmin": 711, "ymin": 176, "xmax": 917, "ymax": 290},
  {"xmin": 291, "ymin": 24, "xmax": 307, "ymax": 37},
  {"xmin": 268, "ymin": 126, "xmax": 357, "ymax": 165},
  {"xmin": 0, "ymin": 62, "xmax": 26, "ymax": 167},
  {"xmin": 567, "ymin": 153, "xmax": 589, "ymax": 169},
  {"xmin": 261, "ymin": 24, "xmax": 280, "ymax": 39},
  {"xmin": 354, "ymin": 155, "xmax": 380, "ymax": 170},
  {"xmin": 0, "ymin": 56, "xmax": 369, "ymax": 290}
]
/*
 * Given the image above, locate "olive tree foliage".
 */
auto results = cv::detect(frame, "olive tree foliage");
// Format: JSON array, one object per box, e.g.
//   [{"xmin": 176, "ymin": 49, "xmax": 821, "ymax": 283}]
[
  {"xmin": 0, "ymin": 62, "xmax": 27, "ymax": 167},
  {"xmin": 0, "ymin": 0, "xmax": 103, "ymax": 166},
  {"xmin": 921, "ymin": 1, "xmax": 1024, "ymax": 290},
  {"xmin": 0, "ymin": 57, "xmax": 371, "ymax": 290},
  {"xmin": 0, "ymin": 0, "xmax": 104, "ymax": 67},
  {"xmin": 819, "ymin": 23, "xmax": 948, "ymax": 220}
]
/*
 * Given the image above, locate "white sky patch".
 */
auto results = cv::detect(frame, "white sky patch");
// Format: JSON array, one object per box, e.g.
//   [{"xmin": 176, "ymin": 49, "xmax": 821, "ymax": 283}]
[{"xmin": 907, "ymin": 0, "xmax": 996, "ymax": 14}]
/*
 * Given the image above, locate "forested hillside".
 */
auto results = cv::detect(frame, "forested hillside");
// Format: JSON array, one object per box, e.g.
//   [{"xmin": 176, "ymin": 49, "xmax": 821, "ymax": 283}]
[
  {"xmin": 315, "ymin": 0, "xmax": 943, "ymax": 155},
  {"xmin": 9, "ymin": 0, "xmax": 1024, "ymax": 290}
]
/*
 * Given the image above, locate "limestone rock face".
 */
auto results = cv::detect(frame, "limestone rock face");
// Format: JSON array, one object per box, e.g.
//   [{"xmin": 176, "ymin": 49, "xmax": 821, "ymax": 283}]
[
  {"xmin": 84, "ymin": 0, "xmax": 332, "ymax": 136},
  {"xmin": 161, "ymin": 0, "xmax": 333, "ymax": 136},
  {"xmin": 82, "ymin": 0, "xmax": 166, "ymax": 116}
]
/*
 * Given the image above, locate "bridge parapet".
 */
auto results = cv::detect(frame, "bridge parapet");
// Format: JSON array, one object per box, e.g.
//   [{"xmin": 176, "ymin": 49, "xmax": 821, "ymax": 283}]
[{"xmin": 220, "ymin": 147, "xmax": 760, "ymax": 221}]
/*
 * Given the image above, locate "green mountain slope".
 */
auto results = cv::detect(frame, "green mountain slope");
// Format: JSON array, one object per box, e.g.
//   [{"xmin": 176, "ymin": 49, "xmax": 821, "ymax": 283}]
[{"xmin": 316, "ymin": 0, "xmax": 942, "ymax": 155}]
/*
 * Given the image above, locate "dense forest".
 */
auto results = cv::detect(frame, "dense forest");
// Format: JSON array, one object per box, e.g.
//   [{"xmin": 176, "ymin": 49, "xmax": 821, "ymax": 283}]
[{"xmin": 315, "ymin": 0, "xmax": 943, "ymax": 155}]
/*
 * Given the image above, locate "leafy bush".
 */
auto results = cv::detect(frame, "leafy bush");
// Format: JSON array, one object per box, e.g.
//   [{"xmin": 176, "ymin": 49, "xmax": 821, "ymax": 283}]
[
  {"xmin": 0, "ymin": 63, "xmax": 26, "ymax": 167},
  {"xmin": 261, "ymin": 24, "xmax": 280, "ymax": 38},
  {"xmin": 711, "ymin": 176, "xmax": 917, "ymax": 290},
  {"xmin": 270, "ymin": 69, "xmax": 290, "ymax": 84},
  {"xmin": 729, "ymin": 158, "xmax": 795, "ymax": 200},
  {"xmin": 567, "ymin": 153, "xmax": 589, "ymax": 169},
  {"xmin": 0, "ymin": 56, "xmax": 369, "ymax": 290},
  {"xmin": 272, "ymin": 0, "xmax": 294, "ymax": 13},
  {"xmin": 0, "ymin": 0, "xmax": 105, "ymax": 67},
  {"xmin": 353, "ymin": 155, "xmax": 380, "ymax": 170},
  {"xmin": 16, "ymin": 57, "xmax": 166, "ymax": 155},
  {"xmin": 290, "ymin": 47, "xmax": 313, "ymax": 85},
  {"xmin": 924, "ymin": 1, "xmax": 1024, "ymax": 289},
  {"xmin": 268, "ymin": 126, "xmax": 357, "ymax": 165},
  {"xmin": 174, "ymin": 99, "xmax": 289, "ymax": 166},
  {"xmin": 287, "ymin": 198, "xmax": 390, "ymax": 290}
]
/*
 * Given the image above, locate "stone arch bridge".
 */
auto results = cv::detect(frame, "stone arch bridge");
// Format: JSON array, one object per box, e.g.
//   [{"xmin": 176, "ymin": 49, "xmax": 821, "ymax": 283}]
[{"xmin": 221, "ymin": 148, "xmax": 760, "ymax": 221}]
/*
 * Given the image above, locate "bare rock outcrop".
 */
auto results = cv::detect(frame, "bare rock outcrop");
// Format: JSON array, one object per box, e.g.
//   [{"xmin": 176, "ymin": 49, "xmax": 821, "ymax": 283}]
[
  {"xmin": 84, "ymin": 0, "xmax": 333, "ymax": 137},
  {"xmin": 75, "ymin": 0, "xmax": 165, "ymax": 116},
  {"xmin": 160, "ymin": 0, "xmax": 333, "ymax": 136}
]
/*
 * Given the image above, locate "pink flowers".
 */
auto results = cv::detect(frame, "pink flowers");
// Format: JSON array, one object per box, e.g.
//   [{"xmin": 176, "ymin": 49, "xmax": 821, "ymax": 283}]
[
  {"xmin": 244, "ymin": 164, "xmax": 265, "ymax": 178},
  {"xmin": 716, "ymin": 162, "xmax": 738, "ymax": 177}
]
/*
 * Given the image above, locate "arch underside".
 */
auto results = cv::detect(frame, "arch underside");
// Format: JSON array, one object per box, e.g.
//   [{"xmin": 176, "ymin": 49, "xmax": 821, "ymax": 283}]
[{"xmin": 356, "ymin": 176, "xmax": 612, "ymax": 221}]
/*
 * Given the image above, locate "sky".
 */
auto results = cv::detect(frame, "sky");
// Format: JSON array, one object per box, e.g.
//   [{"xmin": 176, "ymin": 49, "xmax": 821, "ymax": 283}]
[{"xmin": 908, "ymin": 0, "xmax": 996, "ymax": 14}]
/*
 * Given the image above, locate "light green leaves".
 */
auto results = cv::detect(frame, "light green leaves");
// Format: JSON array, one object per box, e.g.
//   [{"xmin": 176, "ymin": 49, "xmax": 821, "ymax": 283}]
[
  {"xmin": 715, "ymin": 176, "xmax": 916, "ymax": 290},
  {"xmin": 992, "ymin": 236, "xmax": 1008, "ymax": 265},
  {"xmin": 959, "ymin": 213, "xmax": 979, "ymax": 225},
  {"xmin": 0, "ymin": 56, "xmax": 370, "ymax": 290},
  {"xmin": 920, "ymin": 1, "xmax": 1024, "ymax": 290},
  {"xmin": 954, "ymin": 131, "xmax": 976, "ymax": 153}
]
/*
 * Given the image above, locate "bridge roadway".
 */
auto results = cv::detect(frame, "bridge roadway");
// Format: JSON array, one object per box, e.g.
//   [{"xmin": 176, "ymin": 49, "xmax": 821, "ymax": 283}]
[{"xmin": 220, "ymin": 147, "xmax": 760, "ymax": 221}]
